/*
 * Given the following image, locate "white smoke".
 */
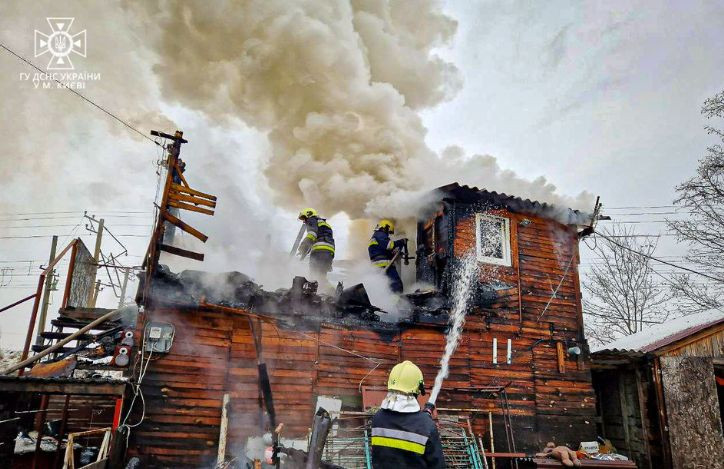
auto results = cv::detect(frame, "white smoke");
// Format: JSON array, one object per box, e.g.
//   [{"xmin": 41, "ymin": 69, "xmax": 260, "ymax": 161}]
[
  {"xmin": 129, "ymin": 0, "xmax": 593, "ymax": 225},
  {"xmin": 0, "ymin": 1, "xmax": 594, "ymax": 315}
]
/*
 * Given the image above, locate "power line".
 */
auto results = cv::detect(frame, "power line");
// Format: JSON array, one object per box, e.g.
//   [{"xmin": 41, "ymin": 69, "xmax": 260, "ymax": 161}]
[
  {"xmin": 594, "ymin": 233, "xmax": 681, "ymax": 238},
  {"xmin": 1, "ymin": 224, "xmax": 152, "ymax": 229},
  {"xmin": 0, "ymin": 210, "xmax": 151, "ymax": 216},
  {"xmin": 600, "ymin": 220, "xmax": 686, "ymax": 224},
  {"xmin": 604, "ymin": 204, "xmax": 724, "ymax": 210},
  {"xmin": 0, "ymin": 234, "xmax": 149, "ymax": 239},
  {"xmin": 601, "ymin": 211, "xmax": 691, "ymax": 216},
  {"xmin": 0, "ymin": 42, "xmax": 161, "ymax": 147},
  {"xmin": 593, "ymin": 229, "xmax": 724, "ymax": 283},
  {"xmin": 604, "ymin": 205, "xmax": 679, "ymax": 210}
]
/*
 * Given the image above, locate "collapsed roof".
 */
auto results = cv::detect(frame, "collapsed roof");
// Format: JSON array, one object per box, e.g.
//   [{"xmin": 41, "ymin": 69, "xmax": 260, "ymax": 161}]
[{"xmin": 147, "ymin": 262, "xmax": 513, "ymax": 334}]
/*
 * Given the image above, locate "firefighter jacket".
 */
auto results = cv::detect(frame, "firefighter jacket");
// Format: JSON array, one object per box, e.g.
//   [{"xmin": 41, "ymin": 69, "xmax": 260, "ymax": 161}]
[
  {"xmin": 370, "ymin": 408, "xmax": 446, "ymax": 468},
  {"xmin": 368, "ymin": 229, "xmax": 405, "ymax": 268},
  {"xmin": 298, "ymin": 216, "xmax": 335, "ymax": 257}
]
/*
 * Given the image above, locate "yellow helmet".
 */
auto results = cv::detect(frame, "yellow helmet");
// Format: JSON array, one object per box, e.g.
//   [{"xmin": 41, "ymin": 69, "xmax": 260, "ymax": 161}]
[
  {"xmin": 387, "ymin": 360, "xmax": 425, "ymax": 396},
  {"xmin": 298, "ymin": 208, "xmax": 318, "ymax": 220},
  {"xmin": 377, "ymin": 219, "xmax": 395, "ymax": 234}
]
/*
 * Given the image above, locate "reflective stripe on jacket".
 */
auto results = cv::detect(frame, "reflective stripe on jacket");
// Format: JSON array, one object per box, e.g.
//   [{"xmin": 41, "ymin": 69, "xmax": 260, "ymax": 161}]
[
  {"xmin": 368, "ymin": 229, "xmax": 402, "ymax": 265},
  {"xmin": 370, "ymin": 408, "xmax": 445, "ymax": 468},
  {"xmin": 300, "ymin": 216, "xmax": 335, "ymax": 256}
]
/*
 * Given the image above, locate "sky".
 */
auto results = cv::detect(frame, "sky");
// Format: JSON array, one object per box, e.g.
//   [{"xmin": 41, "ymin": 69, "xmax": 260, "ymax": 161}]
[{"xmin": 0, "ymin": 1, "xmax": 723, "ymax": 349}]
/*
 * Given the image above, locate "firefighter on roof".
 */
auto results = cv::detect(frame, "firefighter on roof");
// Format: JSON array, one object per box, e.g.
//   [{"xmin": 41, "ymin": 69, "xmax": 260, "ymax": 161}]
[
  {"xmin": 368, "ymin": 219, "xmax": 406, "ymax": 293},
  {"xmin": 297, "ymin": 208, "xmax": 335, "ymax": 282},
  {"xmin": 371, "ymin": 361, "xmax": 445, "ymax": 468}
]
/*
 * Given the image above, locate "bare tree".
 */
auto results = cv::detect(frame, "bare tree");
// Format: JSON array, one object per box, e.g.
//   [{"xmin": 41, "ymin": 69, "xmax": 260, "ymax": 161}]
[
  {"xmin": 667, "ymin": 90, "xmax": 724, "ymax": 312},
  {"xmin": 582, "ymin": 225, "xmax": 672, "ymax": 345}
]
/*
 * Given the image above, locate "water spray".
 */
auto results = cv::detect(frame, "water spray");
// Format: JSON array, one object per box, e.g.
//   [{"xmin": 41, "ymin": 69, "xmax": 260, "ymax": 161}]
[{"xmin": 427, "ymin": 254, "xmax": 479, "ymax": 406}]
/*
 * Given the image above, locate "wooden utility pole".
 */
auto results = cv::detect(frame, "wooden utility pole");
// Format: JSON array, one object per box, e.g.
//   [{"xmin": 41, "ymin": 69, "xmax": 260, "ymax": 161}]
[
  {"xmin": 35, "ymin": 235, "xmax": 57, "ymax": 346},
  {"xmin": 89, "ymin": 280, "xmax": 102, "ymax": 308},
  {"xmin": 92, "ymin": 218, "xmax": 105, "ymax": 263},
  {"xmin": 87, "ymin": 218, "xmax": 104, "ymax": 306},
  {"xmin": 118, "ymin": 268, "xmax": 130, "ymax": 308},
  {"xmin": 140, "ymin": 129, "xmax": 216, "ymax": 305}
]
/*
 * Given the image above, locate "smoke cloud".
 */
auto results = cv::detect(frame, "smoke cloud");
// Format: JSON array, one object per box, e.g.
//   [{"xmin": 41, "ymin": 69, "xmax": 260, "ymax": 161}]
[
  {"xmin": 130, "ymin": 0, "xmax": 592, "ymax": 224},
  {"xmin": 0, "ymin": 1, "xmax": 594, "ymax": 316}
]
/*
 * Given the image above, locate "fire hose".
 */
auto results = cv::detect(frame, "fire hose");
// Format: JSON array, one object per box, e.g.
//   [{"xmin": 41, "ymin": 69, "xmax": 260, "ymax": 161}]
[
  {"xmin": 257, "ymin": 363, "xmax": 281, "ymax": 468},
  {"xmin": 384, "ymin": 238, "xmax": 411, "ymax": 273},
  {"xmin": 289, "ymin": 222, "xmax": 307, "ymax": 259}
]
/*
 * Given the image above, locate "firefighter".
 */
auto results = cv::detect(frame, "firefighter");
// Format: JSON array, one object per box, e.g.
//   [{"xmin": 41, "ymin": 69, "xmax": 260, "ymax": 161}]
[
  {"xmin": 368, "ymin": 219, "xmax": 406, "ymax": 293},
  {"xmin": 371, "ymin": 361, "xmax": 445, "ymax": 468},
  {"xmin": 297, "ymin": 208, "xmax": 335, "ymax": 282}
]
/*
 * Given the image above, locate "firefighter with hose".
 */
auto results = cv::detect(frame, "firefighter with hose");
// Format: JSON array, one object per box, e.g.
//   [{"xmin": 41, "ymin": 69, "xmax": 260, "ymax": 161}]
[
  {"xmin": 368, "ymin": 219, "xmax": 407, "ymax": 293},
  {"xmin": 296, "ymin": 208, "xmax": 335, "ymax": 283},
  {"xmin": 371, "ymin": 361, "xmax": 445, "ymax": 468}
]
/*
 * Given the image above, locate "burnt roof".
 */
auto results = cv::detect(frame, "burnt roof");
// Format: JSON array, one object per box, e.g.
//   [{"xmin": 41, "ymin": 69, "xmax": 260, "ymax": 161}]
[
  {"xmin": 0, "ymin": 375, "xmax": 127, "ymax": 395},
  {"xmin": 435, "ymin": 183, "xmax": 591, "ymax": 225}
]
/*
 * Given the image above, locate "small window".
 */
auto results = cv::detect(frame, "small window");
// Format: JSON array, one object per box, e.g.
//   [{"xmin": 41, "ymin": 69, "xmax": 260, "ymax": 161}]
[{"xmin": 475, "ymin": 213, "xmax": 511, "ymax": 266}]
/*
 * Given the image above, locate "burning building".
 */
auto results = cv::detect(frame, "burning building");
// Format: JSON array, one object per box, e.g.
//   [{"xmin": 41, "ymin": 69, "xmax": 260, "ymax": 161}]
[
  {"xmin": 123, "ymin": 175, "xmax": 598, "ymax": 466},
  {"xmin": 0, "ymin": 132, "xmax": 605, "ymax": 469}
]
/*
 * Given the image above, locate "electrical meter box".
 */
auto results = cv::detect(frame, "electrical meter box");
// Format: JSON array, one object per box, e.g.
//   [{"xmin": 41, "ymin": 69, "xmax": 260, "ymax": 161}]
[{"xmin": 144, "ymin": 322, "xmax": 175, "ymax": 353}]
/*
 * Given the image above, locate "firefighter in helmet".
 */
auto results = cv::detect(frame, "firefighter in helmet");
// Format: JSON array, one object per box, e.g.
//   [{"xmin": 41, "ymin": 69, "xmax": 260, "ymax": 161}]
[
  {"xmin": 297, "ymin": 208, "xmax": 335, "ymax": 282},
  {"xmin": 371, "ymin": 361, "xmax": 445, "ymax": 468},
  {"xmin": 368, "ymin": 219, "xmax": 407, "ymax": 293}
]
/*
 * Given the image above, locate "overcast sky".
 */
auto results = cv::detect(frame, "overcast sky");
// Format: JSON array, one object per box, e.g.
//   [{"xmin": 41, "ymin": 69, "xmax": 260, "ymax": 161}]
[{"xmin": 1, "ymin": 1, "xmax": 722, "ymax": 348}]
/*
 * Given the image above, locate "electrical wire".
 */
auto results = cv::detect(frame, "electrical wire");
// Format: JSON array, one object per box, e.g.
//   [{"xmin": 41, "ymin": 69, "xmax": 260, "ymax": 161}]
[
  {"xmin": 0, "ymin": 234, "xmax": 148, "ymax": 239},
  {"xmin": 0, "ymin": 216, "xmax": 152, "ymax": 222},
  {"xmin": 119, "ymin": 336, "xmax": 153, "ymax": 445},
  {"xmin": 0, "ymin": 42, "xmax": 161, "ymax": 147},
  {"xmin": 604, "ymin": 205, "xmax": 680, "ymax": 210},
  {"xmin": 593, "ymin": 229, "xmax": 724, "ymax": 283},
  {"xmin": 536, "ymin": 252, "xmax": 576, "ymax": 322},
  {"xmin": 2, "ymin": 224, "xmax": 152, "ymax": 229},
  {"xmin": 0, "ymin": 210, "xmax": 151, "ymax": 216}
]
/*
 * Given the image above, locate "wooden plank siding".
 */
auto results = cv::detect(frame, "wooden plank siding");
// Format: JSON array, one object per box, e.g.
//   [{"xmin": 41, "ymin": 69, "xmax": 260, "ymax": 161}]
[
  {"xmin": 128, "ymin": 313, "xmax": 596, "ymax": 467},
  {"xmin": 128, "ymin": 204, "xmax": 596, "ymax": 467},
  {"xmin": 449, "ymin": 207, "xmax": 595, "ymax": 449}
]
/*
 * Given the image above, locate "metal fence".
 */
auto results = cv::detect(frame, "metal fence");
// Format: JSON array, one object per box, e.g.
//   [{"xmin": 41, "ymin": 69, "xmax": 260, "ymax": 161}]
[{"xmin": 323, "ymin": 415, "xmax": 485, "ymax": 469}]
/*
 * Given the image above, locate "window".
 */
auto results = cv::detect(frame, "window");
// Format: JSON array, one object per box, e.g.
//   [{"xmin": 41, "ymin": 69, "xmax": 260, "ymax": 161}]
[{"xmin": 475, "ymin": 213, "xmax": 511, "ymax": 266}]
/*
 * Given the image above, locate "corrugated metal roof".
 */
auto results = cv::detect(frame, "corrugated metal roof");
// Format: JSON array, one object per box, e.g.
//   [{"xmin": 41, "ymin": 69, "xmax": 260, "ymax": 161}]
[
  {"xmin": 591, "ymin": 309, "xmax": 724, "ymax": 354},
  {"xmin": 435, "ymin": 183, "xmax": 592, "ymax": 225}
]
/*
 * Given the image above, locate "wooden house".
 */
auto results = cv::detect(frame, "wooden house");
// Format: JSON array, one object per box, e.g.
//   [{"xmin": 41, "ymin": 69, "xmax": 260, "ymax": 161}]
[
  {"xmin": 591, "ymin": 309, "xmax": 724, "ymax": 469},
  {"xmin": 125, "ymin": 183, "xmax": 600, "ymax": 468}
]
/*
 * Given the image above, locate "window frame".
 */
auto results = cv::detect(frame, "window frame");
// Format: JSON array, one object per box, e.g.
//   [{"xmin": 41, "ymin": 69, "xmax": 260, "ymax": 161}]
[{"xmin": 475, "ymin": 213, "xmax": 512, "ymax": 267}]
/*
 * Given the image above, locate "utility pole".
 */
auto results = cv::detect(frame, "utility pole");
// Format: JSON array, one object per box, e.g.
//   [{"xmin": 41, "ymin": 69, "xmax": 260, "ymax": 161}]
[
  {"xmin": 93, "ymin": 218, "xmax": 105, "ymax": 265},
  {"xmin": 35, "ymin": 235, "xmax": 58, "ymax": 346},
  {"xmin": 118, "ymin": 268, "xmax": 130, "ymax": 308},
  {"xmin": 87, "ymin": 218, "xmax": 104, "ymax": 306},
  {"xmin": 89, "ymin": 280, "xmax": 101, "ymax": 308}
]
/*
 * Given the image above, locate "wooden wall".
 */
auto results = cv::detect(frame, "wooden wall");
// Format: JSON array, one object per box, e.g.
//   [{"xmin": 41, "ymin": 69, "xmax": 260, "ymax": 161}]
[
  {"xmin": 592, "ymin": 367, "xmax": 658, "ymax": 468},
  {"xmin": 129, "ymin": 309, "xmax": 596, "ymax": 466},
  {"xmin": 128, "ymin": 204, "xmax": 598, "ymax": 467},
  {"xmin": 660, "ymin": 356, "xmax": 724, "ymax": 469},
  {"xmin": 449, "ymin": 206, "xmax": 595, "ymax": 445},
  {"xmin": 46, "ymin": 394, "xmax": 116, "ymax": 434},
  {"xmin": 659, "ymin": 328, "xmax": 724, "ymax": 358}
]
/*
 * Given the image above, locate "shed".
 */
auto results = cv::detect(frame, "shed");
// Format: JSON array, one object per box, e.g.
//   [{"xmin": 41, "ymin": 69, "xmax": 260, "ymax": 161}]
[{"xmin": 590, "ymin": 309, "xmax": 724, "ymax": 469}]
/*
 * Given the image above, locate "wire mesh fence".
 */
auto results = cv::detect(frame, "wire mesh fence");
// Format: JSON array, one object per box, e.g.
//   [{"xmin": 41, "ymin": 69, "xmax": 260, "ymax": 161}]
[{"xmin": 322, "ymin": 414, "xmax": 485, "ymax": 469}]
